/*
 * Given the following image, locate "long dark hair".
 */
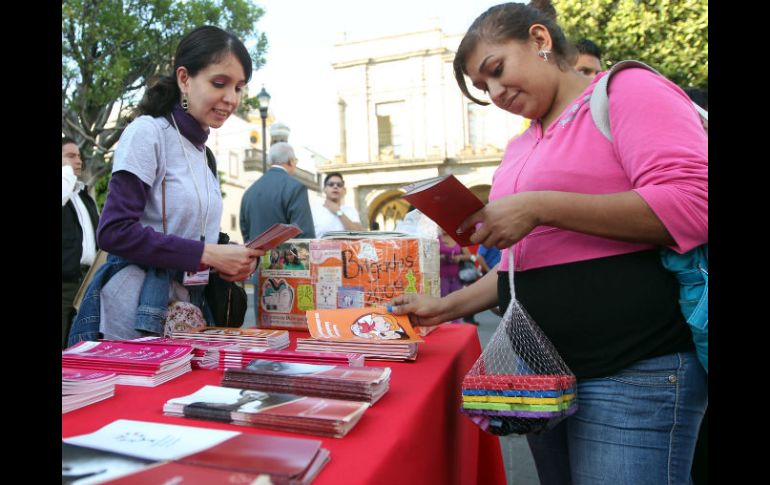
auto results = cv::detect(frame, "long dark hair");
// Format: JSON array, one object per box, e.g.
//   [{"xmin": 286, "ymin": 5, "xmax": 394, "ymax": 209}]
[
  {"xmin": 136, "ymin": 25, "xmax": 253, "ymax": 117},
  {"xmin": 453, "ymin": 1, "xmax": 572, "ymax": 106}
]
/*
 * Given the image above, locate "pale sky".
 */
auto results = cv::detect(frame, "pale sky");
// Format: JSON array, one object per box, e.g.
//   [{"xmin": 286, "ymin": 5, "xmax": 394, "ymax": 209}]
[{"xmin": 246, "ymin": 0, "xmax": 508, "ymax": 168}]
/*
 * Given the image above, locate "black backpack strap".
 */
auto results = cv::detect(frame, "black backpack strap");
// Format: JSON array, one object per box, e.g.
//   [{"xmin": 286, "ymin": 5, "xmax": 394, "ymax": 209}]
[{"xmin": 204, "ymin": 146, "xmax": 217, "ymax": 177}]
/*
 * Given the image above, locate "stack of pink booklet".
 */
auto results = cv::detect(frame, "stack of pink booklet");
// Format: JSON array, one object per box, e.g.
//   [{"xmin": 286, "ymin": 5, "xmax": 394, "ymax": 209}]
[
  {"xmin": 218, "ymin": 347, "xmax": 364, "ymax": 370},
  {"xmin": 62, "ymin": 341, "xmax": 193, "ymax": 387},
  {"xmin": 124, "ymin": 337, "xmax": 233, "ymax": 369},
  {"xmin": 62, "ymin": 368, "xmax": 118, "ymax": 413}
]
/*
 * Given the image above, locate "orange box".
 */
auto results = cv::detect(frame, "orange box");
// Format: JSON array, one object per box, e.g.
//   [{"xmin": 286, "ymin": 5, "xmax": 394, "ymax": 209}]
[{"xmin": 257, "ymin": 237, "xmax": 439, "ymax": 330}]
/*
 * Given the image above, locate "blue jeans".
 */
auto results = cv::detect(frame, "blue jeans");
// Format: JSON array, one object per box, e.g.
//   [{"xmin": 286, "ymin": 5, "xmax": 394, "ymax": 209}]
[{"xmin": 526, "ymin": 351, "xmax": 707, "ymax": 485}]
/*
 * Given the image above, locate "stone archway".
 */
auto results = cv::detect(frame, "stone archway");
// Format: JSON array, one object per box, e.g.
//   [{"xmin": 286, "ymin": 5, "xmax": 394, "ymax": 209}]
[{"xmin": 367, "ymin": 190, "xmax": 410, "ymax": 231}]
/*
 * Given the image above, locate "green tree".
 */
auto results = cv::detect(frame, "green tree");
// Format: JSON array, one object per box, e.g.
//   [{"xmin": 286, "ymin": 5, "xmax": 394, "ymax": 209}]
[
  {"xmin": 62, "ymin": 0, "xmax": 269, "ymax": 191},
  {"xmin": 554, "ymin": 0, "xmax": 707, "ymax": 88}
]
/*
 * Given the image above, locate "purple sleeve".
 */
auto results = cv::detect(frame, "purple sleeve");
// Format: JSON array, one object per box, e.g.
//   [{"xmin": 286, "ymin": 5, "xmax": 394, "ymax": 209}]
[{"xmin": 96, "ymin": 170, "xmax": 205, "ymax": 271}]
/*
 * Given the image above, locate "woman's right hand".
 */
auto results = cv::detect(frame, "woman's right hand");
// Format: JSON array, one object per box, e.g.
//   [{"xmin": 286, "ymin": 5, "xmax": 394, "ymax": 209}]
[
  {"xmin": 201, "ymin": 244, "xmax": 263, "ymax": 282},
  {"xmin": 387, "ymin": 293, "xmax": 447, "ymax": 327},
  {"xmin": 389, "ymin": 266, "xmax": 500, "ymax": 326}
]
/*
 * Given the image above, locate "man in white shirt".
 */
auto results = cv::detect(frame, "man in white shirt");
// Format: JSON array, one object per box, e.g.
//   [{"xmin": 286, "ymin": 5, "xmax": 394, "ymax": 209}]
[
  {"xmin": 62, "ymin": 137, "xmax": 100, "ymax": 348},
  {"xmin": 311, "ymin": 172, "xmax": 364, "ymax": 237}
]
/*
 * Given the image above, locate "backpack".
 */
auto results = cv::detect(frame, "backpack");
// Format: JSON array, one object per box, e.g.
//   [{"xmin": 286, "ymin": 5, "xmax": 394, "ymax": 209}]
[
  {"xmin": 202, "ymin": 147, "xmax": 249, "ymax": 327},
  {"xmin": 589, "ymin": 60, "xmax": 708, "ymax": 373}
]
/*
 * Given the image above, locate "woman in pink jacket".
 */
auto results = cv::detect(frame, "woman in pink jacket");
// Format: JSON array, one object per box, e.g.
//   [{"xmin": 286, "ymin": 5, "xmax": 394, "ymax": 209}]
[{"xmin": 390, "ymin": 1, "xmax": 707, "ymax": 483}]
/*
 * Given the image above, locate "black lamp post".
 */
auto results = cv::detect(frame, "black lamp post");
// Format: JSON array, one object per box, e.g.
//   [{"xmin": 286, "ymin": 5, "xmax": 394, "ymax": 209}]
[{"xmin": 256, "ymin": 86, "xmax": 271, "ymax": 173}]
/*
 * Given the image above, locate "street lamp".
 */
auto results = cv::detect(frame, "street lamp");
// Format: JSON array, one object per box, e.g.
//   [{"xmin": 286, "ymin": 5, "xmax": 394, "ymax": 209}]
[{"xmin": 256, "ymin": 86, "xmax": 271, "ymax": 173}]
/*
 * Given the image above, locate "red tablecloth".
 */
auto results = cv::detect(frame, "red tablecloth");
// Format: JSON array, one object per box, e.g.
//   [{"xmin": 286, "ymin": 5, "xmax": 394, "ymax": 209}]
[{"xmin": 62, "ymin": 324, "xmax": 506, "ymax": 485}]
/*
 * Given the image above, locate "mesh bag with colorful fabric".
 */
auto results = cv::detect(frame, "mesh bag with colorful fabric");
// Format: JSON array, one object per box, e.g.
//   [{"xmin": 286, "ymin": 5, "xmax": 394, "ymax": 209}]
[{"xmin": 460, "ymin": 251, "xmax": 577, "ymax": 436}]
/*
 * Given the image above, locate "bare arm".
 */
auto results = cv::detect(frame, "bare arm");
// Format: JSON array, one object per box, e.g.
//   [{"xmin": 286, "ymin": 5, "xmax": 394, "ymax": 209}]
[
  {"xmin": 339, "ymin": 213, "xmax": 364, "ymax": 231},
  {"xmin": 461, "ymin": 190, "xmax": 674, "ymax": 249},
  {"xmin": 389, "ymin": 267, "xmax": 499, "ymax": 326},
  {"xmin": 324, "ymin": 200, "xmax": 364, "ymax": 231}
]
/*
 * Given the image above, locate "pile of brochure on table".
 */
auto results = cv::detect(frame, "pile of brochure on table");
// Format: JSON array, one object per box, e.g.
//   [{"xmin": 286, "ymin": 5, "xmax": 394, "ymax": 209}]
[
  {"xmin": 222, "ymin": 359, "xmax": 390, "ymax": 404},
  {"xmin": 218, "ymin": 347, "xmax": 365, "ymax": 370},
  {"xmin": 123, "ymin": 336, "xmax": 232, "ymax": 369},
  {"xmin": 62, "ymin": 341, "xmax": 193, "ymax": 387},
  {"xmin": 62, "ymin": 368, "xmax": 118, "ymax": 414},
  {"xmin": 163, "ymin": 384, "xmax": 369, "ymax": 438},
  {"xmin": 297, "ymin": 308, "xmax": 423, "ymax": 361},
  {"xmin": 170, "ymin": 326, "xmax": 290, "ymax": 349},
  {"xmin": 63, "ymin": 419, "xmax": 329, "ymax": 484}
]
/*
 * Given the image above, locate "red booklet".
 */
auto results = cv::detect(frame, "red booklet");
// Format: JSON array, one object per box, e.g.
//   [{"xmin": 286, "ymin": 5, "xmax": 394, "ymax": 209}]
[
  {"xmin": 401, "ymin": 174, "xmax": 485, "ymax": 246},
  {"xmin": 101, "ymin": 462, "xmax": 267, "ymax": 484},
  {"xmin": 179, "ymin": 432, "xmax": 329, "ymax": 482},
  {"xmin": 65, "ymin": 421, "xmax": 329, "ymax": 485},
  {"xmin": 219, "ymin": 347, "xmax": 365, "ymax": 370},
  {"xmin": 164, "ymin": 384, "xmax": 369, "ymax": 438},
  {"xmin": 245, "ymin": 223, "xmax": 302, "ymax": 250}
]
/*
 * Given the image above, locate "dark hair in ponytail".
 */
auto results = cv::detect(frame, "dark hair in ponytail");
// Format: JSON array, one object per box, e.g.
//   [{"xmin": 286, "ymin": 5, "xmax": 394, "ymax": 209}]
[
  {"xmin": 453, "ymin": 1, "xmax": 572, "ymax": 105},
  {"xmin": 136, "ymin": 25, "xmax": 253, "ymax": 117}
]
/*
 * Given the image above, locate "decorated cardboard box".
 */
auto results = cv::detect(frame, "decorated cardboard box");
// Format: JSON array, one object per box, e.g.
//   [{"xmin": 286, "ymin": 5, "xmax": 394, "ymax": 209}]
[
  {"xmin": 258, "ymin": 236, "xmax": 439, "ymax": 330},
  {"xmin": 257, "ymin": 240, "xmax": 314, "ymax": 330}
]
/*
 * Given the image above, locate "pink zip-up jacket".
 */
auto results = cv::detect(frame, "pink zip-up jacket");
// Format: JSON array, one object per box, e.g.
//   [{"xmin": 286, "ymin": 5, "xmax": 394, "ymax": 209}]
[{"xmin": 491, "ymin": 68, "xmax": 708, "ymax": 272}]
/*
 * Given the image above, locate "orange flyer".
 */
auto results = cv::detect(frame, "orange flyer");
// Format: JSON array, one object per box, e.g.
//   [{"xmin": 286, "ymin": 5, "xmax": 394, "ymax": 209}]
[{"xmin": 306, "ymin": 307, "xmax": 424, "ymax": 343}]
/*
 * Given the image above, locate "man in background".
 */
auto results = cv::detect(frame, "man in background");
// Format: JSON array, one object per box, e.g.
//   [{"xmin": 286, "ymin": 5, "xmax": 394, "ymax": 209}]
[
  {"xmin": 311, "ymin": 172, "xmax": 363, "ymax": 237},
  {"xmin": 240, "ymin": 142, "xmax": 315, "ymax": 323},
  {"xmin": 574, "ymin": 38, "xmax": 603, "ymax": 78},
  {"xmin": 62, "ymin": 137, "xmax": 99, "ymax": 348}
]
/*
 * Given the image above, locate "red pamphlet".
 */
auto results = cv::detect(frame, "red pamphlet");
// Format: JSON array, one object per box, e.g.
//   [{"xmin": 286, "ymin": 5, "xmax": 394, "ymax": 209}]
[
  {"xmin": 401, "ymin": 174, "xmax": 485, "ymax": 246},
  {"xmin": 245, "ymin": 223, "xmax": 302, "ymax": 250},
  {"xmin": 65, "ymin": 420, "xmax": 329, "ymax": 485}
]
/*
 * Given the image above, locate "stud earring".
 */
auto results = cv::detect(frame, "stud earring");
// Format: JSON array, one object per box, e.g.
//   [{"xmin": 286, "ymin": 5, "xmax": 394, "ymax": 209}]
[
  {"xmin": 181, "ymin": 93, "xmax": 189, "ymax": 112},
  {"xmin": 538, "ymin": 49, "xmax": 551, "ymax": 62}
]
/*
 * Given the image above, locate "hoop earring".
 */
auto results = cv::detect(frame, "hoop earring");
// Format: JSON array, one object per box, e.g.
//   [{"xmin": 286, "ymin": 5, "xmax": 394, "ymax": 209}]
[
  {"xmin": 181, "ymin": 93, "xmax": 189, "ymax": 112},
  {"xmin": 538, "ymin": 49, "xmax": 551, "ymax": 62}
]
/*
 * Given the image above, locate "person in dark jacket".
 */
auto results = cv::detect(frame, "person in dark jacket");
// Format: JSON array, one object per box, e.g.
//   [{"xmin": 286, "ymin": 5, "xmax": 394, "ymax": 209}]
[
  {"xmin": 240, "ymin": 142, "xmax": 315, "ymax": 324},
  {"xmin": 62, "ymin": 137, "xmax": 99, "ymax": 348}
]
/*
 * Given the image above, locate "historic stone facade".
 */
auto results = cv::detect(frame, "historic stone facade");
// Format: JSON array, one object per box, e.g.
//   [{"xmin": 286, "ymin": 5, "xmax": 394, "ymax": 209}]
[{"xmin": 322, "ymin": 27, "xmax": 526, "ymax": 229}]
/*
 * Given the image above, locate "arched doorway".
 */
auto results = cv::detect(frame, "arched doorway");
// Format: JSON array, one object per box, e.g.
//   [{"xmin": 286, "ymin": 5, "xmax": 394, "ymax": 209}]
[{"xmin": 367, "ymin": 190, "xmax": 410, "ymax": 231}]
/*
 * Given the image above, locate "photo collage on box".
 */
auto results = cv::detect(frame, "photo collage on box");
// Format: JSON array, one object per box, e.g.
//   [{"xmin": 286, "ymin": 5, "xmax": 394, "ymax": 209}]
[
  {"xmin": 258, "ymin": 238, "xmax": 440, "ymax": 331},
  {"xmin": 259, "ymin": 241, "xmax": 313, "ymax": 330}
]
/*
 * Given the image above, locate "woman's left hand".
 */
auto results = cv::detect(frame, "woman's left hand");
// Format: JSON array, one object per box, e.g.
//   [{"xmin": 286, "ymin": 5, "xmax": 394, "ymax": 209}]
[
  {"xmin": 458, "ymin": 192, "xmax": 542, "ymax": 249},
  {"xmin": 218, "ymin": 256, "xmax": 259, "ymax": 282},
  {"xmin": 203, "ymin": 244, "xmax": 262, "ymax": 282}
]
